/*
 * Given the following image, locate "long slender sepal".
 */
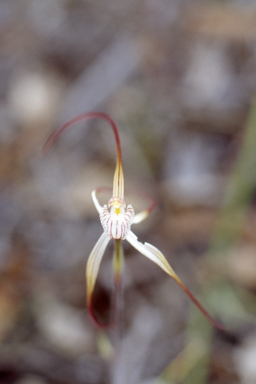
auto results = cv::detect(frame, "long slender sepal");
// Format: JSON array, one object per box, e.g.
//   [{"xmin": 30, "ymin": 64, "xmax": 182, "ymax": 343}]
[
  {"xmin": 43, "ymin": 112, "xmax": 124, "ymax": 199},
  {"xmin": 126, "ymin": 231, "xmax": 226, "ymax": 332},
  {"xmin": 86, "ymin": 231, "xmax": 110, "ymax": 327}
]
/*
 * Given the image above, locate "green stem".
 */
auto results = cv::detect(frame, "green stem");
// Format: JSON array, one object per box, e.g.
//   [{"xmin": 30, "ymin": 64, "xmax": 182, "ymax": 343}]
[
  {"xmin": 113, "ymin": 239, "xmax": 124, "ymax": 283},
  {"xmin": 112, "ymin": 239, "xmax": 124, "ymax": 334},
  {"xmin": 111, "ymin": 239, "xmax": 125, "ymax": 383}
]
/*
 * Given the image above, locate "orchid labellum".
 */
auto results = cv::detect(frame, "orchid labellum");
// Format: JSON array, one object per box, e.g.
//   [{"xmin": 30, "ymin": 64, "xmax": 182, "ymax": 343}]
[{"xmin": 43, "ymin": 112, "xmax": 225, "ymax": 331}]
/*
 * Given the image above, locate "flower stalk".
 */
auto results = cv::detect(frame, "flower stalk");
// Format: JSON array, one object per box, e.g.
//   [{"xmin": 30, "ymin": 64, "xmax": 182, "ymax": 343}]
[
  {"xmin": 112, "ymin": 239, "xmax": 124, "ymax": 344},
  {"xmin": 113, "ymin": 239, "xmax": 124, "ymax": 286}
]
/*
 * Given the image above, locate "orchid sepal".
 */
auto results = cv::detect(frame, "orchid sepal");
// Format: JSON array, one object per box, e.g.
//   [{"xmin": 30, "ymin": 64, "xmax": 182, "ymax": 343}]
[
  {"xmin": 43, "ymin": 112, "xmax": 124, "ymax": 201},
  {"xmin": 92, "ymin": 189, "xmax": 104, "ymax": 214},
  {"xmin": 86, "ymin": 231, "xmax": 110, "ymax": 307},
  {"xmin": 126, "ymin": 231, "xmax": 226, "ymax": 332}
]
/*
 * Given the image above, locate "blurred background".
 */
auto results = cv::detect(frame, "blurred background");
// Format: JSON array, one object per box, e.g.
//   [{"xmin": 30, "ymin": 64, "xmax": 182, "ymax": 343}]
[{"xmin": 1, "ymin": 0, "xmax": 256, "ymax": 383}]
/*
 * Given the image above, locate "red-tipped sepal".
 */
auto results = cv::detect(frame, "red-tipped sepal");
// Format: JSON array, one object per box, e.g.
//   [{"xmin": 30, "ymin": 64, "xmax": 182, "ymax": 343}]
[
  {"xmin": 43, "ymin": 112, "xmax": 124, "ymax": 199},
  {"xmin": 126, "ymin": 231, "xmax": 226, "ymax": 332}
]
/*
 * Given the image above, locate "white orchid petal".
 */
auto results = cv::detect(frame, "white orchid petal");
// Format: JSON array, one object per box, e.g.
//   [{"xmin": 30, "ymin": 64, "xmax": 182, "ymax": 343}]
[
  {"xmin": 86, "ymin": 231, "xmax": 110, "ymax": 303},
  {"xmin": 131, "ymin": 193, "xmax": 156, "ymax": 224},
  {"xmin": 132, "ymin": 210, "xmax": 149, "ymax": 224},
  {"xmin": 92, "ymin": 189, "xmax": 103, "ymax": 214}
]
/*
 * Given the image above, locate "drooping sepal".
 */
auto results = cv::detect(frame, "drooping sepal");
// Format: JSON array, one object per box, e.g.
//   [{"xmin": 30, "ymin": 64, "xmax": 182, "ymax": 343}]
[
  {"xmin": 86, "ymin": 231, "xmax": 110, "ymax": 325},
  {"xmin": 126, "ymin": 231, "xmax": 226, "ymax": 332}
]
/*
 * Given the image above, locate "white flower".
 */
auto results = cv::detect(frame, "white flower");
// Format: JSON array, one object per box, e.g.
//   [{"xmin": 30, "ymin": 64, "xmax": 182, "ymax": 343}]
[{"xmin": 44, "ymin": 112, "xmax": 225, "ymax": 331}]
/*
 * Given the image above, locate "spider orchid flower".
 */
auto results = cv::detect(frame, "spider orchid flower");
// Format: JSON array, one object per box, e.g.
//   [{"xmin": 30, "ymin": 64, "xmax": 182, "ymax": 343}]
[{"xmin": 43, "ymin": 112, "xmax": 225, "ymax": 331}]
